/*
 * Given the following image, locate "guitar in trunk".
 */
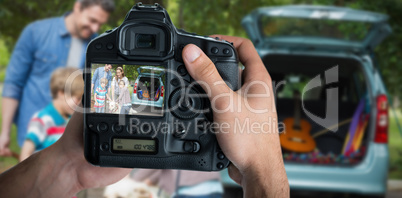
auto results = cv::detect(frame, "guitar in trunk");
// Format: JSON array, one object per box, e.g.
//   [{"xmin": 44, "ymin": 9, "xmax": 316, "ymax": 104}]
[{"xmin": 280, "ymin": 91, "xmax": 316, "ymax": 153}]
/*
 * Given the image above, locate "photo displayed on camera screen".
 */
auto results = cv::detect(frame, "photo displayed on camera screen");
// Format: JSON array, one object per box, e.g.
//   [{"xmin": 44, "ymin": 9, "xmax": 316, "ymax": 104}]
[{"xmin": 90, "ymin": 63, "xmax": 165, "ymax": 117}]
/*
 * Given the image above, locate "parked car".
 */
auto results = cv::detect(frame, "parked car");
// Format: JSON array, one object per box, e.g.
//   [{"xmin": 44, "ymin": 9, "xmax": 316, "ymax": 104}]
[
  {"xmin": 221, "ymin": 5, "xmax": 392, "ymax": 197},
  {"xmin": 132, "ymin": 66, "xmax": 165, "ymax": 109}
]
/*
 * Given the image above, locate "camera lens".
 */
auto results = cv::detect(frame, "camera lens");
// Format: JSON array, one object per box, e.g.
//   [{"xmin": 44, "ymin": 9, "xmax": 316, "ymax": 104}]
[{"xmin": 136, "ymin": 34, "xmax": 156, "ymax": 49}]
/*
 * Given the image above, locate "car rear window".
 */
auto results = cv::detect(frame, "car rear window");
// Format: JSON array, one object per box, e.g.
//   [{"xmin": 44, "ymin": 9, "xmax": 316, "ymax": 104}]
[{"xmin": 259, "ymin": 16, "xmax": 372, "ymax": 42}]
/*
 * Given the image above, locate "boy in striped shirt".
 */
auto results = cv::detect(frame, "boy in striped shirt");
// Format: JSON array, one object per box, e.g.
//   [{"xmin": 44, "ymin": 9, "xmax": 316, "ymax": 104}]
[
  {"xmin": 19, "ymin": 68, "xmax": 84, "ymax": 161},
  {"xmin": 94, "ymin": 77, "xmax": 110, "ymax": 113}
]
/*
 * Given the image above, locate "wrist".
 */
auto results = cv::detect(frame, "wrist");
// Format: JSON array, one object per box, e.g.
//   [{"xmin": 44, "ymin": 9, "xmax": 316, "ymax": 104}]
[
  {"xmin": 241, "ymin": 138, "xmax": 289, "ymax": 197},
  {"xmin": 242, "ymin": 161, "xmax": 289, "ymax": 198}
]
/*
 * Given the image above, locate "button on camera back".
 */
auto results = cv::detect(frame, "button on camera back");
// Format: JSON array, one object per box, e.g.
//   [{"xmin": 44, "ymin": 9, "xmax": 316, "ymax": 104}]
[{"xmin": 97, "ymin": 122, "xmax": 108, "ymax": 132}]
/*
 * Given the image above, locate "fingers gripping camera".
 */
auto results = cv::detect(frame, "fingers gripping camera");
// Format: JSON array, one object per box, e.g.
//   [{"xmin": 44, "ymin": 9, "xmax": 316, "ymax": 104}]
[{"xmin": 83, "ymin": 3, "xmax": 240, "ymax": 171}]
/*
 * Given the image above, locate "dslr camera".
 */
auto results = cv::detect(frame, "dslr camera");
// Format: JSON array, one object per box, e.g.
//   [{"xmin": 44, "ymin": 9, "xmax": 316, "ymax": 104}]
[{"xmin": 83, "ymin": 3, "xmax": 239, "ymax": 171}]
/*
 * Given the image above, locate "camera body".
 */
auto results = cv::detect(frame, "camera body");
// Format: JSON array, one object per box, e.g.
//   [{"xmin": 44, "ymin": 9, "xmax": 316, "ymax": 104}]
[{"xmin": 83, "ymin": 3, "xmax": 239, "ymax": 171}]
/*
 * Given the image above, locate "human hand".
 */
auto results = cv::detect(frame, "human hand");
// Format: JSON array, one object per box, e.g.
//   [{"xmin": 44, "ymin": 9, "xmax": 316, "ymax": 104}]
[
  {"xmin": 0, "ymin": 110, "xmax": 131, "ymax": 197},
  {"xmin": 182, "ymin": 35, "xmax": 289, "ymax": 197},
  {"xmin": 0, "ymin": 132, "xmax": 12, "ymax": 157},
  {"xmin": 51, "ymin": 111, "xmax": 131, "ymax": 192}
]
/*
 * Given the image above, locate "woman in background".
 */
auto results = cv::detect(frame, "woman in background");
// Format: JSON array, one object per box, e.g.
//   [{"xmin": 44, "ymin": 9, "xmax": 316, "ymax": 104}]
[{"xmin": 117, "ymin": 80, "xmax": 132, "ymax": 114}]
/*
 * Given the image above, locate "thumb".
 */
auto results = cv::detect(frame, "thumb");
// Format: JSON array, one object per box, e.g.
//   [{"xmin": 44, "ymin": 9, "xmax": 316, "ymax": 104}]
[{"xmin": 182, "ymin": 44, "xmax": 231, "ymax": 100}]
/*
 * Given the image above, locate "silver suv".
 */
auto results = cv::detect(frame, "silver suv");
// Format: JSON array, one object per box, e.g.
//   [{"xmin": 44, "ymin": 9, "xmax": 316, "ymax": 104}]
[{"xmin": 222, "ymin": 5, "xmax": 392, "ymax": 198}]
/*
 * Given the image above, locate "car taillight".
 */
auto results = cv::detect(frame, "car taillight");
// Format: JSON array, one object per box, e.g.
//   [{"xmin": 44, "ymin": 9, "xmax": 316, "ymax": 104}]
[
  {"xmin": 160, "ymin": 86, "xmax": 164, "ymax": 97},
  {"xmin": 134, "ymin": 83, "xmax": 137, "ymax": 94},
  {"xmin": 375, "ymin": 94, "xmax": 388, "ymax": 143}
]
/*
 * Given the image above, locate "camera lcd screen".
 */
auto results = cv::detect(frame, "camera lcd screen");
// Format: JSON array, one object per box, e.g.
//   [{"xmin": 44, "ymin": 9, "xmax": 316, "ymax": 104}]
[
  {"xmin": 113, "ymin": 138, "xmax": 156, "ymax": 152},
  {"xmin": 90, "ymin": 63, "xmax": 165, "ymax": 116}
]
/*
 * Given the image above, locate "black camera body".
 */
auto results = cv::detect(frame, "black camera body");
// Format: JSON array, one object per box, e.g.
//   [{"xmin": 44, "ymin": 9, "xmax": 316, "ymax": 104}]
[{"xmin": 83, "ymin": 3, "xmax": 239, "ymax": 171}]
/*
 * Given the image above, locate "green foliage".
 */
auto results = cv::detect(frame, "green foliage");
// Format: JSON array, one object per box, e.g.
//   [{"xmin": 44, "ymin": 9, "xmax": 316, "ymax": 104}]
[
  {"xmin": 170, "ymin": 0, "xmax": 282, "ymax": 37},
  {"xmin": 0, "ymin": 39, "xmax": 10, "ymax": 82},
  {"xmin": 122, "ymin": 64, "xmax": 139, "ymax": 84},
  {"xmin": 389, "ymin": 110, "xmax": 402, "ymax": 179},
  {"xmin": 0, "ymin": 39, "xmax": 10, "ymax": 69},
  {"xmin": 0, "ymin": 0, "xmax": 72, "ymax": 50},
  {"xmin": 0, "ymin": 0, "xmax": 401, "ymax": 95}
]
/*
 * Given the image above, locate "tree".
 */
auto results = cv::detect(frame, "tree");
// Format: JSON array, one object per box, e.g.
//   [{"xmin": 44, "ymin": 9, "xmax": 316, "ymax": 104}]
[{"xmin": 0, "ymin": 0, "xmax": 401, "ymax": 97}]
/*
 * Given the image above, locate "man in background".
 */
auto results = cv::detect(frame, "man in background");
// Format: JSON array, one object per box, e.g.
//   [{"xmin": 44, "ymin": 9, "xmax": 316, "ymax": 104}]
[{"xmin": 0, "ymin": 0, "xmax": 115, "ymax": 156}]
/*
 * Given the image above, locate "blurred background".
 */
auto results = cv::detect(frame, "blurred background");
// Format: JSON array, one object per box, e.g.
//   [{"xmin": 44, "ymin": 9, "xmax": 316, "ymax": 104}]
[{"xmin": 0, "ymin": 0, "xmax": 401, "ymax": 197}]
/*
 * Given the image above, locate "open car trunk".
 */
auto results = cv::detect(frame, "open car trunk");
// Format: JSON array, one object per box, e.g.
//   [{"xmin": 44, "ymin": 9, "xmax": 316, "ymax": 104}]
[
  {"xmin": 137, "ymin": 76, "xmax": 161, "ymax": 101},
  {"xmin": 265, "ymin": 54, "xmax": 372, "ymax": 165}
]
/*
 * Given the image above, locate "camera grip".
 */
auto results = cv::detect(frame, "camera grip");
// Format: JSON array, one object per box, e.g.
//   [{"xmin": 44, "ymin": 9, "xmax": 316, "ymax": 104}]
[{"xmin": 215, "ymin": 61, "xmax": 240, "ymax": 91}]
